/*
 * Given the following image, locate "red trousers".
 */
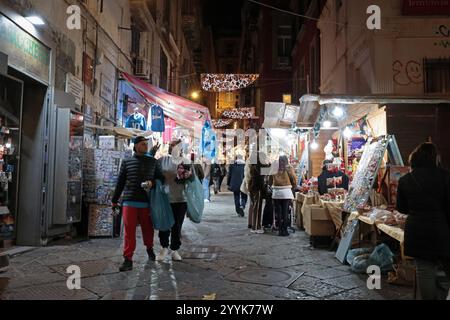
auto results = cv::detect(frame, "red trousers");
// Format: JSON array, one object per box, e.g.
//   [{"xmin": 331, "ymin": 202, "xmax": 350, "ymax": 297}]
[{"xmin": 122, "ymin": 206, "xmax": 154, "ymax": 260}]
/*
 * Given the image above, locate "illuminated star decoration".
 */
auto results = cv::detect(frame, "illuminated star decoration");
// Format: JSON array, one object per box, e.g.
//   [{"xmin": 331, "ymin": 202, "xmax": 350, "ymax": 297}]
[
  {"xmin": 221, "ymin": 108, "xmax": 255, "ymax": 120},
  {"xmin": 212, "ymin": 119, "xmax": 233, "ymax": 128},
  {"xmin": 201, "ymin": 74, "xmax": 260, "ymax": 92}
]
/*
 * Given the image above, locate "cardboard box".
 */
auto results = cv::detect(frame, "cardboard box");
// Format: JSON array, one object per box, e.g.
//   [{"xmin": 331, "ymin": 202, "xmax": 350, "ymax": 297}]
[
  {"xmin": 294, "ymin": 201, "xmax": 304, "ymax": 229},
  {"xmin": 303, "ymin": 205, "xmax": 335, "ymax": 237}
]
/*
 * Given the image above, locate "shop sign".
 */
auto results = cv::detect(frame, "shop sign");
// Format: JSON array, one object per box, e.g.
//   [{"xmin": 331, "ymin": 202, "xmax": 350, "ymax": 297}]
[
  {"xmin": 0, "ymin": 14, "xmax": 50, "ymax": 83},
  {"xmin": 403, "ymin": 0, "xmax": 450, "ymax": 15},
  {"xmin": 65, "ymin": 73, "xmax": 83, "ymax": 107}
]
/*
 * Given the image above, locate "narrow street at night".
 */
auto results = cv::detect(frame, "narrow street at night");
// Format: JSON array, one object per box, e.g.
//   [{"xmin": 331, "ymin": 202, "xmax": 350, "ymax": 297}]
[
  {"xmin": 0, "ymin": 192, "xmax": 413, "ymax": 300},
  {"xmin": 1, "ymin": 0, "xmax": 450, "ymax": 307}
]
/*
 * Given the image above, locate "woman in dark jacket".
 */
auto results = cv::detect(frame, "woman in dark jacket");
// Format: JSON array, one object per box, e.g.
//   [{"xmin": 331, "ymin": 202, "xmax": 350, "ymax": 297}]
[
  {"xmin": 227, "ymin": 156, "xmax": 247, "ymax": 216},
  {"xmin": 396, "ymin": 143, "xmax": 450, "ymax": 300}
]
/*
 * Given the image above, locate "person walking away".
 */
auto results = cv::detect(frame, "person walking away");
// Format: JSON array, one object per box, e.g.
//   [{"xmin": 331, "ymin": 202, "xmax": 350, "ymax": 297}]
[
  {"xmin": 262, "ymin": 175, "xmax": 275, "ymax": 229},
  {"xmin": 219, "ymin": 164, "xmax": 227, "ymax": 191},
  {"xmin": 112, "ymin": 136, "xmax": 164, "ymax": 272},
  {"xmin": 269, "ymin": 156, "xmax": 298, "ymax": 236},
  {"xmin": 212, "ymin": 162, "xmax": 222, "ymax": 195},
  {"xmin": 227, "ymin": 155, "xmax": 247, "ymax": 217},
  {"xmin": 156, "ymin": 139, "xmax": 195, "ymax": 262},
  {"xmin": 396, "ymin": 143, "xmax": 450, "ymax": 300},
  {"xmin": 202, "ymin": 157, "xmax": 212, "ymax": 203},
  {"xmin": 249, "ymin": 152, "xmax": 268, "ymax": 234}
]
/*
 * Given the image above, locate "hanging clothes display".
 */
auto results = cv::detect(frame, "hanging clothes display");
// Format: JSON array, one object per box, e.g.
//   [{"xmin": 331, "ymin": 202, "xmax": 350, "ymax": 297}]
[
  {"xmin": 149, "ymin": 104, "xmax": 165, "ymax": 132},
  {"xmin": 125, "ymin": 112, "xmax": 147, "ymax": 131},
  {"xmin": 163, "ymin": 118, "xmax": 176, "ymax": 143},
  {"xmin": 201, "ymin": 120, "xmax": 217, "ymax": 160}
]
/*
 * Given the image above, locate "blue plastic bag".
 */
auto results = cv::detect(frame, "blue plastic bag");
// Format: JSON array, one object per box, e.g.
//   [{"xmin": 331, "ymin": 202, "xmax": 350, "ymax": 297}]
[
  {"xmin": 185, "ymin": 169, "xmax": 204, "ymax": 224},
  {"xmin": 369, "ymin": 243, "xmax": 394, "ymax": 273},
  {"xmin": 346, "ymin": 247, "xmax": 374, "ymax": 266},
  {"xmin": 149, "ymin": 180, "xmax": 175, "ymax": 231}
]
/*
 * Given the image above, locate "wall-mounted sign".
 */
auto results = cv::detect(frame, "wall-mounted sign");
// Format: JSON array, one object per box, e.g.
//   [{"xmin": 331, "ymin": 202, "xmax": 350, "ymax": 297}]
[
  {"xmin": 66, "ymin": 73, "xmax": 83, "ymax": 107},
  {"xmin": 403, "ymin": 0, "xmax": 450, "ymax": 15},
  {"xmin": 0, "ymin": 14, "xmax": 50, "ymax": 83}
]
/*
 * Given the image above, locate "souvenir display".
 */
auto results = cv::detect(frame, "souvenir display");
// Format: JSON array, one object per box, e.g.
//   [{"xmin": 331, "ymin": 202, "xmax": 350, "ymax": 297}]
[
  {"xmin": 83, "ymin": 149, "xmax": 131, "ymax": 205},
  {"xmin": 88, "ymin": 205, "xmax": 114, "ymax": 237},
  {"xmin": 344, "ymin": 137, "xmax": 389, "ymax": 213},
  {"xmin": 0, "ymin": 117, "xmax": 18, "ymax": 241}
]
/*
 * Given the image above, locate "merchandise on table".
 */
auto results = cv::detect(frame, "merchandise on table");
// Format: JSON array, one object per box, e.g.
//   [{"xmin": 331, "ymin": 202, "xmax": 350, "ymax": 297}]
[
  {"xmin": 358, "ymin": 205, "xmax": 407, "ymax": 229},
  {"xmin": 88, "ymin": 205, "xmax": 114, "ymax": 237}
]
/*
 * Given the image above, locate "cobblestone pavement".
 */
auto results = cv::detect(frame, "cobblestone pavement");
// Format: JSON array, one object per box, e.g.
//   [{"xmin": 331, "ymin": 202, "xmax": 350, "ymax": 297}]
[{"xmin": 0, "ymin": 192, "xmax": 414, "ymax": 300}]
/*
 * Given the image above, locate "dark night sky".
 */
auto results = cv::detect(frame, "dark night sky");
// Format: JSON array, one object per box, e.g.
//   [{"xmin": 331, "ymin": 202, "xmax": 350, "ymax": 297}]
[{"xmin": 202, "ymin": 0, "xmax": 245, "ymax": 38}]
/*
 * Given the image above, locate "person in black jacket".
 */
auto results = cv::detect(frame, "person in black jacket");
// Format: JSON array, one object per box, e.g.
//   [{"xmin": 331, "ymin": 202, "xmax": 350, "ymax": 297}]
[
  {"xmin": 318, "ymin": 159, "xmax": 349, "ymax": 195},
  {"xmin": 396, "ymin": 143, "xmax": 450, "ymax": 300},
  {"xmin": 112, "ymin": 136, "xmax": 164, "ymax": 272},
  {"xmin": 227, "ymin": 156, "xmax": 247, "ymax": 216}
]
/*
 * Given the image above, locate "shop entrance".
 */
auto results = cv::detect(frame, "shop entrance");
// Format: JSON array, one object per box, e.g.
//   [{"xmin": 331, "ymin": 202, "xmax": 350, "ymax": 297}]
[
  {"xmin": 0, "ymin": 73, "xmax": 22, "ymax": 244},
  {"xmin": 2, "ymin": 67, "xmax": 48, "ymax": 246}
]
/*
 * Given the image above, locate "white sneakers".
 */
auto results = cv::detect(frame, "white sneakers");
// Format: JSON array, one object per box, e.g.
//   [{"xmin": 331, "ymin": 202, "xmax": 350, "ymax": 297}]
[
  {"xmin": 156, "ymin": 248, "xmax": 169, "ymax": 261},
  {"xmin": 250, "ymin": 229, "xmax": 265, "ymax": 234},
  {"xmin": 156, "ymin": 248, "xmax": 182, "ymax": 262},
  {"xmin": 172, "ymin": 250, "xmax": 182, "ymax": 261}
]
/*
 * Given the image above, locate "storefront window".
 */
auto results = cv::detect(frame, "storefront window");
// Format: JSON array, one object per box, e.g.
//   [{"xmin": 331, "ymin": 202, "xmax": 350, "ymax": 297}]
[{"xmin": 0, "ymin": 74, "xmax": 22, "ymax": 241}]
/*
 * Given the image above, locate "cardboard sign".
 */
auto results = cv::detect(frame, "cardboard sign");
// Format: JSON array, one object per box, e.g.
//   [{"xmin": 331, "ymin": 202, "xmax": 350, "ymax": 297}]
[{"xmin": 99, "ymin": 136, "xmax": 115, "ymax": 150}]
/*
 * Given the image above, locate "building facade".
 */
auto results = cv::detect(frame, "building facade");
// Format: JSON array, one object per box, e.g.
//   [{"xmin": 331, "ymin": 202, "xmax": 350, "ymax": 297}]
[
  {"xmin": 239, "ymin": 0, "xmax": 296, "ymax": 123},
  {"xmin": 0, "ymin": 0, "xmax": 133, "ymax": 246},
  {"xmin": 318, "ymin": 0, "xmax": 450, "ymax": 96},
  {"xmin": 317, "ymin": 0, "xmax": 450, "ymax": 166},
  {"xmin": 291, "ymin": 0, "xmax": 326, "ymax": 104}
]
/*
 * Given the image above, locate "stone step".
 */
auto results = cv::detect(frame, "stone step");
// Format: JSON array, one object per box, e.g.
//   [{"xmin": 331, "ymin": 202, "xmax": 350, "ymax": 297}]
[{"xmin": 0, "ymin": 253, "xmax": 9, "ymax": 269}]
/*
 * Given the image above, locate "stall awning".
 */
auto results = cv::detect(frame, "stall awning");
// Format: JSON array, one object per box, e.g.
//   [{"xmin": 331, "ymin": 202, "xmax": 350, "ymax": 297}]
[
  {"xmin": 298, "ymin": 94, "xmax": 450, "ymax": 128},
  {"xmin": 300, "ymin": 94, "xmax": 450, "ymax": 106},
  {"xmin": 121, "ymin": 72, "xmax": 211, "ymax": 130}
]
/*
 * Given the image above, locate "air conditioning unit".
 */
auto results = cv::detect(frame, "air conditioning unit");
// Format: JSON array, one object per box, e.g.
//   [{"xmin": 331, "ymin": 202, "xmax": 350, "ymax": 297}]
[{"xmin": 134, "ymin": 58, "xmax": 151, "ymax": 82}]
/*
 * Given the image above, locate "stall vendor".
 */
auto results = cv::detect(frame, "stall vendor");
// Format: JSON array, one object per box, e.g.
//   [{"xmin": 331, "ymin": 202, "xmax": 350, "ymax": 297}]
[{"xmin": 318, "ymin": 159, "xmax": 349, "ymax": 195}]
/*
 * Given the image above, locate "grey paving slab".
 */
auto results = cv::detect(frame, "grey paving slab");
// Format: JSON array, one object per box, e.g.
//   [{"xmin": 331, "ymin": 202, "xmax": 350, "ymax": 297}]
[
  {"xmin": 288, "ymin": 275, "xmax": 346, "ymax": 298},
  {"xmin": 2, "ymin": 283, "xmax": 98, "ymax": 300},
  {"xmin": 305, "ymin": 267, "xmax": 350, "ymax": 280}
]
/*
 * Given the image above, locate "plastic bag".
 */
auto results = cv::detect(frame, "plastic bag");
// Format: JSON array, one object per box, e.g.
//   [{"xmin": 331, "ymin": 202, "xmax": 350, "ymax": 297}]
[
  {"xmin": 185, "ymin": 169, "xmax": 204, "ymax": 224},
  {"xmin": 351, "ymin": 254, "xmax": 372, "ymax": 274},
  {"xmin": 149, "ymin": 180, "xmax": 175, "ymax": 231},
  {"xmin": 369, "ymin": 243, "xmax": 394, "ymax": 273},
  {"xmin": 346, "ymin": 247, "xmax": 374, "ymax": 266}
]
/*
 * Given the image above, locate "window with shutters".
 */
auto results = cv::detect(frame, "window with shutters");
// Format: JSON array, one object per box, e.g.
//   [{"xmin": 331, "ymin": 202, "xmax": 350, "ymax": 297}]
[{"xmin": 424, "ymin": 58, "xmax": 450, "ymax": 94}]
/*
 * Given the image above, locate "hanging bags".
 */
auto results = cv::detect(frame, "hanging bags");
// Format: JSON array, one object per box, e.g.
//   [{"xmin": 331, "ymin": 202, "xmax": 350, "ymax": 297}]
[
  {"xmin": 149, "ymin": 180, "xmax": 175, "ymax": 231},
  {"xmin": 185, "ymin": 167, "xmax": 204, "ymax": 223}
]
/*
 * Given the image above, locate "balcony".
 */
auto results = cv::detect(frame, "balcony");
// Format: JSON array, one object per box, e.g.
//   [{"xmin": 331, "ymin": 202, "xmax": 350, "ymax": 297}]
[{"xmin": 129, "ymin": 0, "xmax": 155, "ymax": 32}]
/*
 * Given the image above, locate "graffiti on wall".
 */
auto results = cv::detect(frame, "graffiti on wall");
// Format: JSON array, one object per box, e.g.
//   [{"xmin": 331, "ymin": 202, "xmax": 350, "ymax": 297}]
[
  {"xmin": 435, "ymin": 25, "xmax": 450, "ymax": 49},
  {"xmin": 393, "ymin": 60, "xmax": 424, "ymax": 86}
]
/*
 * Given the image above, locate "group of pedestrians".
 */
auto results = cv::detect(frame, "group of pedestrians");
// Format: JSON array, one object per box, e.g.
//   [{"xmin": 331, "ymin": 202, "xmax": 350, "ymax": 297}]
[
  {"xmin": 112, "ymin": 137, "xmax": 195, "ymax": 272},
  {"xmin": 227, "ymin": 152, "xmax": 298, "ymax": 236}
]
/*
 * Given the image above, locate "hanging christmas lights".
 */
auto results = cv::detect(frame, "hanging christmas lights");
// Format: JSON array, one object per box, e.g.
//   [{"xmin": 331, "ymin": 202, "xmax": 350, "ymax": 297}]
[{"xmin": 201, "ymin": 74, "xmax": 260, "ymax": 92}]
